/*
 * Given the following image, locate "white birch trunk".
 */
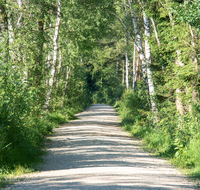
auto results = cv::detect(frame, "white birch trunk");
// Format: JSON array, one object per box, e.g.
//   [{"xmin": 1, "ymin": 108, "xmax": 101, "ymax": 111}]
[
  {"xmin": 129, "ymin": 4, "xmax": 146, "ymax": 81},
  {"xmin": 7, "ymin": 10, "xmax": 14, "ymax": 61},
  {"xmin": 44, "ymin": 0, "xmax": 61, "ymax": 109},
  {"xmin": 143, "ymin": 11, "xmax": 157, "ymax": 115},
  {"xmin": 16, "ymin": 0, "xmax": 23, "ymax": 27},
  {"xmin": 16, "ymin": 0, "xmax": 28, "ymax": 83},
  {"xmin": 126, "ymin": 50, "xmax": 129, "ymax": 90},
  {"xmin": 133, "ymin": 43, "xmax": 136, "ymax": 91},
  {"xmin": 150, "ymin": 17, "xmax": 160, "ymax": 46},
  {"xmin": 122, "ymin": 60, "xmax": 125, "ymax": 84},
  {"xmin": 62, "ymin": 66, "xmax": 71, "ymax": 108},
  {"xmin": 126, "ymin": 32, "xmax": 129, "ymax": 90},
  {"xmin": 46, "ymin": 52, "xmax": 51, "ymax": 88}
]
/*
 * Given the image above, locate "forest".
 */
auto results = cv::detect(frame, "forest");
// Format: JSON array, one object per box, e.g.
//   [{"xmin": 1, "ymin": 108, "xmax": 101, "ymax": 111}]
[{"xmin": 0, "ymin": 0, "xmax": 199, "ymax": 184}]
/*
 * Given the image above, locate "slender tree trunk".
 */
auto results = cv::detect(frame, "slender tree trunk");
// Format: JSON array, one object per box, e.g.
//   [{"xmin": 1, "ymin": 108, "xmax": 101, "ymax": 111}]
[
  {"xmin": 0, "ymin": 2, "xmax": 8, "ymax": 63},
  {"xmin": 136, "ymin": 55, "xmax": 140, "ymax": 81},
  {"xmin": 143, "ymin": 11, "xmax": 157, "ymax": 116},
  {"xmin": 122, "ymin": 60, "xmax": 125, "ymax": 84},
  {"xmin": 133, "ymin": 43, "xmax": 136, "ymax": 91},
  {"xmin": 134, "ymin": 54, "xmax": 140, "ymax": 89},
  {"xmin": 129, "ymin": 3, "xmax": 146, "ymax": 85},
  {"xmin": 44, "ymin": 0, "xmax": 61, "ymax": 110},
  {"xmin": 46, "ymin": 52, "xmax": 51, "ymax": 88},
  {"xmin": 150, "ymin": 17, "xmax": 160, "ymax": 46},
  {"xmin": 126, "ymin": 32, "xmax": 129, "ymax": 90},
  {"xmin": 62, "ymin": 66, "xmax": 71, "ymax": 108},
  {"xmin": 55, "ymin": 49, "xmax": 62, "ymax": 106},
  {"xmin": 16, "ymin": 0, "xmax": 22, "ymax": 27}
]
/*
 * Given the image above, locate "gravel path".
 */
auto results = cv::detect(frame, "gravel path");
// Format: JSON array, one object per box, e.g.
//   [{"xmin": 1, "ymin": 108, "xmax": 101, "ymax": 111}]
[{"xmin": 6, "ymin": 104, "xmax": 195, "ymax": 189}]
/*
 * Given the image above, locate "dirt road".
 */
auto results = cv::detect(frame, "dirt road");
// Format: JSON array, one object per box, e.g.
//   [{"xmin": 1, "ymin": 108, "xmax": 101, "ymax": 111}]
[{"xmin": 6, "ymin": 104, "xmax": 195, "ymax": 189}]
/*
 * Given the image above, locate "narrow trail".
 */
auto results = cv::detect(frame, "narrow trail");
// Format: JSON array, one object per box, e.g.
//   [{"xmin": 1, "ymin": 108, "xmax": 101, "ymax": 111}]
[{"xmin": 7, "ymin": 104, "xmax": 195, "ymax": 189}]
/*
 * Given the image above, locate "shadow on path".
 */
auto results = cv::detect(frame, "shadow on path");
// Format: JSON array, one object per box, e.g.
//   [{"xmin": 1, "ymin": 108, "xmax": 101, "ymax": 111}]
[{"xmin": 8, "ymin": 104, "xmax": 195, "ymax": 190}]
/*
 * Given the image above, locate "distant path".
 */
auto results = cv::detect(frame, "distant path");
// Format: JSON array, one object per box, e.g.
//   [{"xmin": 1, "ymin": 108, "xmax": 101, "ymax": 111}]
[{"xmin": 6, "ymin": 104, "xmax": 195, "ymax": 189}]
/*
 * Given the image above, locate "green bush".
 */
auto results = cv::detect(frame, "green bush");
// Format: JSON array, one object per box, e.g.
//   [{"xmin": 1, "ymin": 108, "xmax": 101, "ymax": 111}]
[
  {"xmin": 116, "ymin": 83, "xmax": 200, "ymax": 177},
  {"xmin": 0, "ymin": 65, "xmax": 53, "ymax": 168}
]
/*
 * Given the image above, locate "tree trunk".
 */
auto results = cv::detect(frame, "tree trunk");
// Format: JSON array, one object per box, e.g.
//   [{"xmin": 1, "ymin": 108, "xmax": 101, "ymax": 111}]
[
  {"xmin": 126, "ymin": 32, "xmax": 129, "ymax": 90},
  {"xmin": 133, "ymin": 43, "xmax": 136, "ymax": 91},
  {"xmin": 134, "ymin": 54, "xmax": 140, "ymax": 89},
  {"xmin": 62, "ymin": 66, "xmax": 71, "ymax": 108},
  {"xmin": 55, "ymin": 49, "xmax": 62, "ymax": 107},
  {"xmin": 143, "ymin": 11, "xmax": 157, "ymax": 116},
  {"xmin": 122, "ymin": 60, "xmax": 125, "ymax": 84},
  {"xmin": 0, "ymin": 2, "xmax": 8, "ymax": 63},
  {"xmin": 129, "ymin": 3, "xmax": 146, "ymax": 85},
  {"xmin": 44, "ymin": 0, "xmax": 61, "ymax": 110},
  {"xmin": 16, "ymin": 0, "xmax": 23, "ymax": 27},
  {"xmin": 150, "ymin": 17, "xmax": 160, "ymax": 47}
]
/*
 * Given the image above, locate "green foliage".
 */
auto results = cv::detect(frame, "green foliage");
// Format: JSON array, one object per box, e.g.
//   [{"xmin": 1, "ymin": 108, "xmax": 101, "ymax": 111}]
[
  {"xmin": 0, "ymin": 63, "xmax": 49, "ymax": 166},
  {"xmin": 117, "ymin": 87, "xmax": 200, "ymax": 176},
  {"xmin": 116, "ymin": 82, "xmax": 150, "ymax": 126},
  {"xmin": 173, "ymin": 0, "xmax": 200, "ymax": 32}
]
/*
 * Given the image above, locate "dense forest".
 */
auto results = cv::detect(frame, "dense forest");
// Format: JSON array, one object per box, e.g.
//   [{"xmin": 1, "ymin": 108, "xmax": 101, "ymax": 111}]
[{"xmin": 0, "ymin": 0, "xmax": 199, "ymax": 182}]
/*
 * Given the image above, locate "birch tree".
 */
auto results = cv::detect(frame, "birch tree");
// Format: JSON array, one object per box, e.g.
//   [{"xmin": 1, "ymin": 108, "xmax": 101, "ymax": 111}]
[
  {"xmin": 143, "ymin": 11, "xmax": 157, "ymax": 115},
  {"xmin": 132, "ymin": 42, "xmax": 136, "ymax": 90},
  {"xmin": 44, "ymin": 0, "xmax": 61, "ymax": 110},
  {"xmin": 125, "ymin": 33, "xmax": 129, "ymax": 90}
]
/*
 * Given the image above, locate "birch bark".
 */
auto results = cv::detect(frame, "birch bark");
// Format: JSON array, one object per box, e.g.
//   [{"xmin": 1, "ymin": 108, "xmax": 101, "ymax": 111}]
[
  {"xmin": 129, "ymin": 2, "xmax": 146, "ymax": 83},
  {"xmin": 122, "ymin": 60, "xmax": 125, "ymax": 84},
  {"xmin": 143, "ymin": 11, "xmax": 157, "ymax": 115},
  {"xmin": 126, "ymin": 33, "xmax": 129, "ymax": 90},
  {"xmin": 150, "ymin": 17, "xmax": 160, "ymax": 47},
  {"xmin": 44, "ymin": 0, "xmax": 61, "ymax": 109},
  {"xmin": 16, "ymin": 0, "xmax": 23, "ymax": 27},
  {"xmin": 133, "ymin": 43, "xmax": 136, "ymax": 91}
]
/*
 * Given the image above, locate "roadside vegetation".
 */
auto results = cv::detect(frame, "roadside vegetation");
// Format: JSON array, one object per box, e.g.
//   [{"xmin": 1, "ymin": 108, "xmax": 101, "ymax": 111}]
[{"xmin": 115, "ymin": 85, "xmax": 200, "ymax": 180}]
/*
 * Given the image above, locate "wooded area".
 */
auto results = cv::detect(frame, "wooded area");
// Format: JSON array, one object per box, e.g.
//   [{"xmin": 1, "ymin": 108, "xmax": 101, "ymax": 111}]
[{"xmin": 0, "ymin": 0, "xmax": 199, "ymax": 181}]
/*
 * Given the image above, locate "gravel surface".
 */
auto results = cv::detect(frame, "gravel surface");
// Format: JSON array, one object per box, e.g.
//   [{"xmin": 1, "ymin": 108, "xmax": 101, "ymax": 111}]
[{"xmin": 5, "ymin": 104, "xmax": 195, "ymax": 189}]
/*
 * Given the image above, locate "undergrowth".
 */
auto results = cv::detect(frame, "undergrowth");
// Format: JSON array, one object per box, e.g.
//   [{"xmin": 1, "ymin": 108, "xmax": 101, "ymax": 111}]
[
  {"xmin": 115, "ymin": 85, "xmax": 200, "ymax": 181},
  {"xmin": 0, "ymin": 107, "xmax": 82, "ymax": 188}
]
